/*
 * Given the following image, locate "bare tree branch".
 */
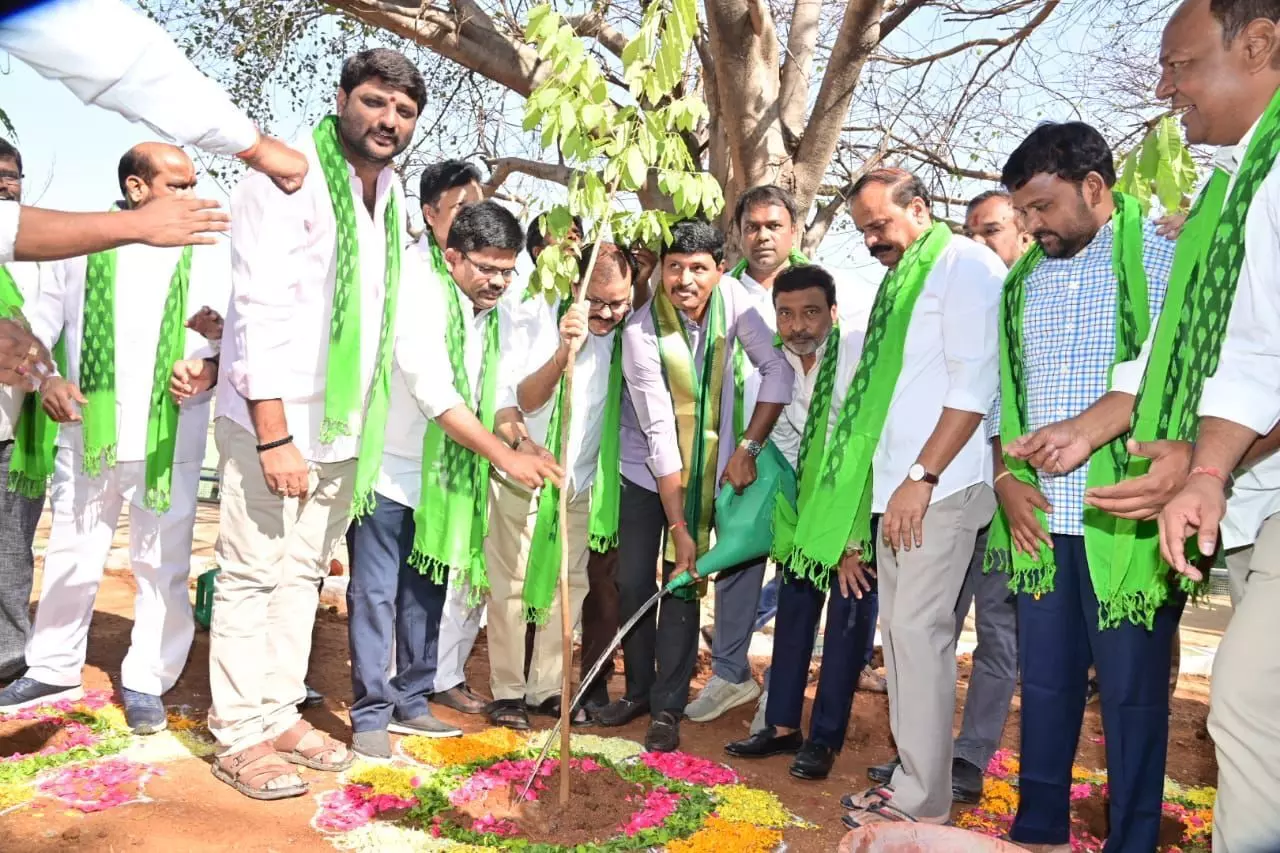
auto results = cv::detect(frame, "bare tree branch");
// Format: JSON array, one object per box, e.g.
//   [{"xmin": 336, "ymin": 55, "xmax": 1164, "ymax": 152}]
[
  {"xmin": 777, "ymin": 0, "xmax": 822, "ymax": 148},
  {"xmin": 567, "ymin": 11, "xmax": 629, "ymax": 58},
  {"xmin": 483, "ymin": 156, "xmax": 576, "ymax": 193}
]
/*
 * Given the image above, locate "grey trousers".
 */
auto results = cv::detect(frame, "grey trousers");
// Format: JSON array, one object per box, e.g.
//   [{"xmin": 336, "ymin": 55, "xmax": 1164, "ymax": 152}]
[
  {"xmin": 879, "ymin": 483, "xmax": 997, "ymax": 820},
  {"xmin": 710, "ymin": 556, "xmax": 768, "ymax": 684},
  {"xmin": 0, "ymin": 440, "xmax": 46, "ymax": 679},
  {"xmin": 952, "ymin": 526, "xmax": 1018, "ymax": 772}
]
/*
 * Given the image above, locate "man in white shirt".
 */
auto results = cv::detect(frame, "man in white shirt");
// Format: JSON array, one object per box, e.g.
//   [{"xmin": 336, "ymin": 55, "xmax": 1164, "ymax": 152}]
[
  {"xmin": 724, "ymin": 265, "xmax": 869, "ymax": 782},
  {"xmin": 0, "ymin": 139, "xmax": 46, "ymax": 684},
  {"xmin": 482, "ymin": 243, "xmax": 635, "ymax": 731},
  {"xmin": 206, "ymin": 49, "xmax": 423, "ymax": 801},
  {"xmin": 0, "ymin": 143, "xmax": 225, "ymax": 735},
  {"xmin": 344, "ymin": 201, "xmax": 559, "ymax": 759},
  {"xmin": 835, "ymin": 169, "xmax": 1002, "ymax": 826}
]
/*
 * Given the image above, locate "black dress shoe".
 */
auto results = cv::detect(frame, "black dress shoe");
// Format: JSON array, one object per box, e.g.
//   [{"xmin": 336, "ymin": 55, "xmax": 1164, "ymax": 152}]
[
  {"xmin": 789, "ymin": 741, "xmax": 837, "ymax": 780},
  {"xmin": 526, "ymin": 695, "xmax": 595, "ymax": 727},
  {"xmin": 594, "ymin": 697, "xmax": 650, "ymax": 728},
  {"xmin": 952, "ymin": 757, "xmax": 983, "ymax": 804},
  {"xmin": 644, "ymin": 710, "xmax": 681, "ymax": 752},
  {"xmin": 725, "ymin": 726, "xmax": 804, "ymax": 759},
  {"xmin": 297, "ymin": 683, "xmax": 324, "ymax": 710},
  {"xmin": 867, "ymin": 755, "xmax": 901, "ymax": 785}
]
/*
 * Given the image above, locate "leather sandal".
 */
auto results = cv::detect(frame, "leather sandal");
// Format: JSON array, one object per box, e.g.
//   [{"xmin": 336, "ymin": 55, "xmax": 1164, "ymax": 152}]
[
  {"xmin": 272, "ymin": 720, "xmax": 353, "ymax": 772},
  {"xmin": 485, "ymin": 699, "xmax": 531, "ymax": 731},
  {"xmin": 211, "ymin": 741, "xmax": 309, "ymax": 801}
]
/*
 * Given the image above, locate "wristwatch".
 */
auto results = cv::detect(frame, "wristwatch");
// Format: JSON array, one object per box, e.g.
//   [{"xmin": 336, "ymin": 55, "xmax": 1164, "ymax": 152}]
[
  {"xmin": 738, "ymin": 438, "xmax": 765, "ymax": 458},
  {"xmin": 907, "ymin": 463, "xmax": 939, "ymax": 485}
]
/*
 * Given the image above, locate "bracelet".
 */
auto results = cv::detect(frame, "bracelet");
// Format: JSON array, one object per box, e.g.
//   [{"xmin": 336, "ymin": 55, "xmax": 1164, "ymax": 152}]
[
  {"xmin": 1189, "ymin": 465, "xmax": 1228, "ymax": 485},
  {"xmin": 993, "ymin": 470, "xmax": 1014, "ymax": 486},
  {"xmin": 512, "ymin": 434, "xmax": 529, "ymax": 451},
  {"xmin": 669, "ymin": 520, "xmax": 688, "ymax": 533},
  {"xmin": 256, "ymin": 435, "xmax": 293, "ymax": 453}
]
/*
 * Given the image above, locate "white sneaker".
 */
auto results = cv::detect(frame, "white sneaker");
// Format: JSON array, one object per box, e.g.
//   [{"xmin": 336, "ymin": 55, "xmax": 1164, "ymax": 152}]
[
  {"xmin": 684, "ymin": 675, "xmax": 761, "ymax": 723},
  {"xmin": 749, "ymin": 689, "xmax": 769, "ymax": 734}
]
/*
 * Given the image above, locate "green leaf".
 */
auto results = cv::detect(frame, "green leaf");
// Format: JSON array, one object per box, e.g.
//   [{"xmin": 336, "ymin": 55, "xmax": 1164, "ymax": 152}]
[
  {"xmin": 0, "ymin": 106, "xmax": 16, "ymax": 140},
  {"xmin": 624, "ymin": 145, "xmax": 647, "ymax": 190},
  {"xmin": 580, "ymin": 103, "xmax": 604, "ymax": 132}
]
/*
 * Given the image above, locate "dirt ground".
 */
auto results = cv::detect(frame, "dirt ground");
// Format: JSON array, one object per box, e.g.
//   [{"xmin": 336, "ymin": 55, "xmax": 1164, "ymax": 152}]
[{"xmin": 0, "ymin": 504, "xmax": 1220, "ymax": 852}]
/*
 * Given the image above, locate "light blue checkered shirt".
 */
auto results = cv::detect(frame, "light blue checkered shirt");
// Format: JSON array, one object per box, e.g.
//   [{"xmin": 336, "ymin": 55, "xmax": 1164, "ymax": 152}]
[{"xmin": 988, "ymin": 219, "xmax": 1175, "ymax": 535}]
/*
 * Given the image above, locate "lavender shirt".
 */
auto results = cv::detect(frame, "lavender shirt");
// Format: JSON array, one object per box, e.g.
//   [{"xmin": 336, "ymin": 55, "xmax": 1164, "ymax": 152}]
[{"xmin": 620, "ymin": 275, "xmax": 795, "ymax": 494}]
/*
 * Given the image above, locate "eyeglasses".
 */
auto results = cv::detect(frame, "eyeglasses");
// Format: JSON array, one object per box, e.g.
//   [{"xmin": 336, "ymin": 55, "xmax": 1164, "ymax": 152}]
[
  {"xmin": 0, "ymin": 171, "xmax": 22, "ymax": 185},
  {"xmin": 586, "ymin": 296, "xmax": 632, "ymax": 314},
  {"xmin": 462, "ymin": 252, "xmax": 517, "ymax": 282}
]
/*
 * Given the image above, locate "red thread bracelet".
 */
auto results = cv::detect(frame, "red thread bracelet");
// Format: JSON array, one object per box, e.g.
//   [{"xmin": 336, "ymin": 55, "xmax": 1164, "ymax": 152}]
[
  {"xmin": 1190, "ymin": 466, "xmax": 1228, "ymax": 484},
  {"xmin": 669, "ymin": 520, "xmax": 688, "ymax": 532}
]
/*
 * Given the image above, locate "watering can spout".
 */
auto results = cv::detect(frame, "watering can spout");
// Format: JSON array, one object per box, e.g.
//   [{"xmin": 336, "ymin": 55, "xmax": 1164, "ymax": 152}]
[{"xmin": 663, "ymin": 442, "xmax": 797, "ymax": 593}]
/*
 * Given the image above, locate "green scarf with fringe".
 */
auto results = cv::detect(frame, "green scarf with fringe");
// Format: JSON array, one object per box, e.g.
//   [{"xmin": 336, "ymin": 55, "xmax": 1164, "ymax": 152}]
[
  {"xmin": 786, "ymin": 222, "xmax": 951, "ymax": 580},
  {"xmin": 729, "ymin": 248, "xmax": 808, "ymax": 439},
  {"xmin": 986, "ymin": 192, "xmax": 1167, "ymax": 629},
  {"xmin": 79, "ymin": 243, "xmax": 191, "ymax": 512},
  {"xmin": 0, "ymin": 267, "xmax": 64, "ymax": 497}
]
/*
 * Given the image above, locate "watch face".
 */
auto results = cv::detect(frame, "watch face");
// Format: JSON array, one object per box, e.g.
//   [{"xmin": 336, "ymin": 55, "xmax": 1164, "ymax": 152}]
[{"xmin": 908, "ymin": 464, "xmax": 925, "ymax": 482}]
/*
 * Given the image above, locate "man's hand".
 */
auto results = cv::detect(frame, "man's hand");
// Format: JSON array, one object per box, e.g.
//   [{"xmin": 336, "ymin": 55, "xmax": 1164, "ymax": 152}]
[
  {"xmin": 1157, "ymin": 473, "xmax": 1226, "ymax": 581},
  {"xmin": 720, "ymin": 447, "xmax": 758, "ymax": 494},
  {"xmin": 672, "ymin": 525, "xmax": 698, "ymax": 578},
  {"xmin": 881, "ymin": 478, "xmax": 934, "ymax": 551},
  {"xmin": 41, "ymin": 377, "xmax": 86, "ymax": 422},
  {"xmin": 836, "ymin": 549, "xmax": 876, "ymax": 600},
  {"xmin": 631, "ymin": 246, "xmax": 658, "ymax": 284},
  {"xmin": 558, "ymin": 303, "xmax": 588, "ymax": 358},
  {"xmin": 994, "ymin": 475, "xmax": 1054, "ymax": 557},
  {"xmin": 170, "ymin": 358, "xmax": 216, "ymax": 404},
  {"xmin": 1156, "ymin": 213, "xmax": 1187, "ymax": 240},
  {"xmin": 260, "ymin": 442, "xmax": 310, "ymax": 499},
  {"xmin": 237, "ymin": 134, "xmax": 309, "ymax": 195},
  {"xmin": 1085, "ymin": 439, "xmax": 1192, "ymax": 520},
  {"xmin": 0, "ymin": 319, "xmax": 53, "ymax": 389},
  {"xmin": 1007, "ymin": 418, "xmax": 1094, "ymax": 475},
  {"xmin": 128, "ymin": 195, "xmax": 229, "ymax": 247},
  {"xmin": 186, "ymin": 306, "xmax": 224, "ymax": 342},
  {"xmin": 517, "ymin": 438, "xmax": 559, "ymax": 466},
  {"xmin": 498, "ymin": 447, "xmax": 563, "ymax": 491}
]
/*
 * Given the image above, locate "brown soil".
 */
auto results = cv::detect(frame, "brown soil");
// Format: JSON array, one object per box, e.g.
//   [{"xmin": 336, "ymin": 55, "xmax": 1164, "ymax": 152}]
[
  {"xmin": 0, "ymin": 719, "xmax": 77, "ymax": 758},
  {"xmin": 446, "ymin": 766, "xmax": 649, "ymax": 846},
  {"xmin": 0, "ymin": 560, "xmax": 1219, "ymax": 852}
]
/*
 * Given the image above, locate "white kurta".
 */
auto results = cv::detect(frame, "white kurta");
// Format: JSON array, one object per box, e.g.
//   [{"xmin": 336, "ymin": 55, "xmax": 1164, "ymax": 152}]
[{"xmin": 0, "ymin": 262, "xmax": 42, "ymax": 441}]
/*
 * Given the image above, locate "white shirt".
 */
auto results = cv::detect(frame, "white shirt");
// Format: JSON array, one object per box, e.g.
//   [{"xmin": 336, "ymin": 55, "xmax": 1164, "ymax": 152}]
[
  {"xmin": 0, "ymin": 261, "xmax": 42, "ymax": 440},
  {"xmin": 216, "ymin": 133, "xmax": 403, "ymax": 463},
  {"xmin": 28, "ymin": 244, "xmax": 226, "ymax": 464},
  {"xmin": 0, "ymin": 0, "xmax": 258, "ymax": 158},
  {"xmin": 512, "ymin": 296, "xmax": 618, "ymax": 497},
  {"xmin": 870, "ymin": 235, "xmax": 1004, "ymax": 512},
  {"xmin": 775, "ymin": 325, "xmax": 866, "ymax": 468},
  {"xmin": 375, "ymin": 235, "xmax": 517, "ymax": 508},
  {"xmin": 0, "ymin": 203, "xmax": 17, "ymax": 265}
]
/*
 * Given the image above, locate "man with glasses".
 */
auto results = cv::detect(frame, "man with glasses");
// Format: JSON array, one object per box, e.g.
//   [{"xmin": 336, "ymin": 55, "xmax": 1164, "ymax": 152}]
[{"xmin": 482, "ymin": 243, "xmax": 635, "ymax": 729}]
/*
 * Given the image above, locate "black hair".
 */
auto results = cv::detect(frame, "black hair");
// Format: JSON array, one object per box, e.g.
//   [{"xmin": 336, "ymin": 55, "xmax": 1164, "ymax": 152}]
[
  {"xmin": 733, "ymin": 185, "xmax": 799, "ymax": 230},
  {"xmin": 446, "ymin": 200, "xmax": 524, "ymax": 253},
  {"xmin": 1211, "ymin": 0, "xmax": 1280, "ymax": 42},
  {"xmin": 1001, "ymin": 122, "xmax": 1116, "ymax": 192},
  {"xmin": 966, "ymin": 189, "xmax": 1012, "ymax": 216},
  {"xmin": 850, "ymin": 168, "xmax": 931, "ymax": 210},
  {"xmin": 661, "ymin": 219, "xmax": 725, "ymax": 264},
  {"xmin": 420, "ymin": 160, "xmax": 483, "ymax": 208},
  {"xmin": 117, "ymin": 146, "xmax": 159, "ymax": 200},
  {"xmin": 339, "ymin": 48, "xmax": 426, "ymax": 112},
  {"xmin": 772, "ymin": 264, "xmax": 836, "ymax": 309},
  {"xmin": 0, "ymin": 138, "xmax": 21, "ymax": 175},
  {"xmin": 527, "ymin": 211, "xmax": 585, "ymax": 260},
  {"xmin": 578, "ymin": 243, "xmax": 639, "ymax": 284}
]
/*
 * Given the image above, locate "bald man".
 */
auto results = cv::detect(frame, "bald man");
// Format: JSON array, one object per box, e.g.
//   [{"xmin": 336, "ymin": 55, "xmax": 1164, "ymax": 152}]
[{"xmin": 0, "ymin": 143, "xmax": 227, "ymax": 732}]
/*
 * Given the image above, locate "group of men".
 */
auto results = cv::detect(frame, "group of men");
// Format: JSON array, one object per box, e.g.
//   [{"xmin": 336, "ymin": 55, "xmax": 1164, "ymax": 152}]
[{"xmin": 2, "ymin": 0, "xmax": 1280, "ymax": 850}]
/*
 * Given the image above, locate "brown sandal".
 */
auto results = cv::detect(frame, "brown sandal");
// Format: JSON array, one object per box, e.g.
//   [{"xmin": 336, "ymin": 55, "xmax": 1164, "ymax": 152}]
[
  {"xmin": 211, "ymin": 741, "xmax": 309, "ymax": 801},
  {"xmin": 272, "ymin": 720, "xmax": 353, "ymax": 772}
]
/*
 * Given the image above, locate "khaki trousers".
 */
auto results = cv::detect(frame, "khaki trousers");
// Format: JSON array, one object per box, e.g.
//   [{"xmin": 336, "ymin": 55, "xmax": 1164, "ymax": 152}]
[
  {"xmin": 485, "ymin": 478, "xmax": 590, "ymax": 705},
  {"xmin": 207, "ymin": 418, "xmax": 355, "ymax": 754},
  {"xmin": 877, "ymin": 483, "xmax": 998, "ymax": 820},
  {"xmin": 1210, "ymin": 513, "xmax": 1280, "ymax": 852}
]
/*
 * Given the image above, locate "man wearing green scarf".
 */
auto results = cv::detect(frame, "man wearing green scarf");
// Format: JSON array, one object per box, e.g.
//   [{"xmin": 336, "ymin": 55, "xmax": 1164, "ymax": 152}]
[
  {"xmin": 205, "ymin": 49, "xmax": 423, "ymax": 801},
  {"xmin": 480, "ymin": 243, "xmax": 635, "ymax": 731},
  {"xmin": 982, "ymin": 122, "xmax": 1181, "ymax": 851},
  {"xmin": 0, "ymin": 144, "xmax": 226, "ymax": 739}
]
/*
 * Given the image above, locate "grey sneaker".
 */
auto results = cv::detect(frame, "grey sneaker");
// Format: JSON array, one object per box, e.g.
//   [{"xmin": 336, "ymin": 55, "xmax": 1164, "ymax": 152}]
[
  {"xmin": 0, "ymin": 677, "xmax": 83, "ymax": 713},
  {"xmin": 684, "ymin": 675, "xmax": 761, "ymax": 723},
  {"xmin": 352, "ymin": 729, "xmax": 392, "ymax": 760},
  {"xmin": 389, "ymin": 708, "xmax": 461, "ymax": 738},
  {"xmin": 749, "ymin": 689, "xmax": 769, "ymax": 735}
]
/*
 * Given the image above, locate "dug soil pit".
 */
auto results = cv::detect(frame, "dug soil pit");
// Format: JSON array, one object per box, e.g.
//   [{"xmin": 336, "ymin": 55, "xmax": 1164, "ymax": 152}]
[
  {"xmin": 0, "ymin": 719, "xmax": 77, "ymax": 758},
  {"xmin": 446, "ymin": 767, "xmax": 651, "ymax": 846}
]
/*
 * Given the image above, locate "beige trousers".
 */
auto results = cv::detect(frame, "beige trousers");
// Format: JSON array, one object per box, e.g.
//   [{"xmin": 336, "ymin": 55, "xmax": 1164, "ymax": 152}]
[
  {"xmin": 877, "ymin": 483, "xmax": 998, "ymax": 821},
  {"xmin": 207, "ymin": 418, "xmax": 355, "ymax": 754},
  {"xmin": 484, "ymin": 478, "xmax": 591, "ymax": 705},
  {"xmin": 1210, "ymin": 513, "xmax": 1280, "ymax": 852}
]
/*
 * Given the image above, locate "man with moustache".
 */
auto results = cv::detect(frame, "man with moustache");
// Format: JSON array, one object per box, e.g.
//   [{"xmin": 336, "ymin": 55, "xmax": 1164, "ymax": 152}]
[
  {"xmin": 206, "ymin": 49, "xmax": 424, "ymax": 800},
  {"xmin": 481, "ymin": 244, "xmax": 635, "ymax": 730},
  {"xmin": 984, "ymin": 122, "xmax": 1178, "ymax": 851},
  {"xmin": 344, "ymin": 200, "xmax": 560, "ymax": 758},
  {"xmin": 809, "ymin": 168, "xmax": 1000, "ymax": 826},
  {"xmin": 723, "ymin": 264, "xmax": 872, "ymax": 780},
  {"xmin": 595, "ymin": 219, "xmax": 793, "ymax": 753},
  {"xmin": 0, "ymin": 143, "xmax": 227, "ymax": 734}
]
